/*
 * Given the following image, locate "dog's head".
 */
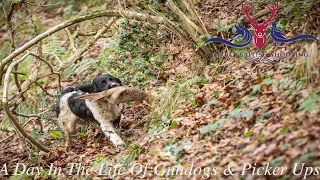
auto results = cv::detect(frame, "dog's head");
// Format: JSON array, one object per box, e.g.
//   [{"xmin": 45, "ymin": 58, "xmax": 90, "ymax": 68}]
[{"xmin": 92, "ymin": 74, "xmax": 122, "ymax": 92}]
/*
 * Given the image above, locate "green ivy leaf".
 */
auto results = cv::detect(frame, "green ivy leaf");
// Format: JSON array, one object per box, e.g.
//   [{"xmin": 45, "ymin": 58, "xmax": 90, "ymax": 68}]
[
  {"xmin": 225, "ymin": 76, "xmax": 232, "ymax": 83},
  {"xmin": 298, "ymin": 89, "xmax": 320, "ymax": 113},
  {"xmin": 30, "ymin": 128, "xmax": 42, "ymax": 139},
  {"xmin": 244, "ymin": 130, "xmax": 253, "ymax": 137},
  {"xmin": 258, "ymin": 134, "xmax": 265, "ymax": 141},
  {"xmin": 148, "ymin": 128, "xmax": 156, "ymax": 138},
  {"xmin": 171, "ymin": 120, "xmax": 177, "ymax": 129},
  {"xmin": 242, "ymin": 110, "xmax": 254, "ymax": 118},
  {"xmin": 49, "ymin": 130, "xmax": 63, "ymax": 138},
  {"xmin": 279, "ymin": 127, "xmax": 290, "ymax": 134},
  {"xmin": 233, "ymin": 101, "xmax": 242, "ymax": 108},
  {"xmin": 203, "ymin": 98, "xmax": 217, "ymax": 107},
  {"xmin": 229, "ymin": 109, "xmax": 242, "ymax": 118},
  {"xmin": 250, "ymin": 84, "xmax": 261, "ymax": 96},
  {"xmin": 200, "ymin": 120, "xmax": 220, "ymax": 134}
]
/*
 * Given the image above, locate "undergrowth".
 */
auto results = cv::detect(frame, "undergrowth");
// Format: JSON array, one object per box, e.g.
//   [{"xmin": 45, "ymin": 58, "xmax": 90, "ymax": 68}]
[{"xmin": 97, "ymin": 19, "xmax": 171, "ymax": 86}]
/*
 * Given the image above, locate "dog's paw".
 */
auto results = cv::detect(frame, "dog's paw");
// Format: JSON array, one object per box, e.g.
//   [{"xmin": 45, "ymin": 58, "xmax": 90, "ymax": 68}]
[{"xmin": 117, "ymin": 144, "xmax": 126, "ymax": 151}]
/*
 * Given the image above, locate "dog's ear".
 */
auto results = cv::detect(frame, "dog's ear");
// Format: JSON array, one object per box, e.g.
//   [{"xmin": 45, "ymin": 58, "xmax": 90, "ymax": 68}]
[
  {"xmin": 60, "ymin": 86, "xmax": 76, "ymax": 95},
  {"xmin": 76, "ymin": 83, "xmax": 94, "ymax": 93},
  {"xmin": 92, "ymin": 82, "xmax": 99, "ymax": 92}
]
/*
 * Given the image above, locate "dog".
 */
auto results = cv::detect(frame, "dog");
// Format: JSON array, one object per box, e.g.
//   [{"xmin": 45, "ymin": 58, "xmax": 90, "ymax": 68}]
[{"xmin": 54, "ymin": 74, "xmax": 126, "ymax": 150}]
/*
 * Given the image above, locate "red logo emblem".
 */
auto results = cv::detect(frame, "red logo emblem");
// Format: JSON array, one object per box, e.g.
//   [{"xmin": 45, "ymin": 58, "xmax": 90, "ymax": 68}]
[{"xmin": 242, "ymin": 3, "xmax": 278, "ymax": 49}]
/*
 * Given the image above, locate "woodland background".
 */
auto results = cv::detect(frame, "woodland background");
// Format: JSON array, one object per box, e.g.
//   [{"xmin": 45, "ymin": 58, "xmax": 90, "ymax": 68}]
[{"xmin": 0, "ymin": 0, "xmax": 319, "ymax": 179}]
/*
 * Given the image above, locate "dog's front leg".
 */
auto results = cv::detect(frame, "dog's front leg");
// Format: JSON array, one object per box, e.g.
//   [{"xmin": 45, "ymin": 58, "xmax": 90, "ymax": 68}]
[
  {"xmin": 86, "ymin": 101, "xmax": 125, "ymax": 150},
  {"xmin": 100, "ymin": 122, "xmax": 125, "ymax": 150}
]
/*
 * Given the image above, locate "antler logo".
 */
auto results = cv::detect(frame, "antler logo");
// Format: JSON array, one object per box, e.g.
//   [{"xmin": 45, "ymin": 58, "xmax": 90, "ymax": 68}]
[
  {"xmin": 205, "ymin": 2, "xmax": 318, "ymax": 50},
  {"xmin": 242, "ymin": 3, "xmax": 278, "ymax": 49}
]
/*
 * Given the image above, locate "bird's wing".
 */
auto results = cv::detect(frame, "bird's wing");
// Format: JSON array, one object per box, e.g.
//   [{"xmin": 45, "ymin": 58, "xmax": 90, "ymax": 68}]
[
  {"xmin": 76, "ymin": 86, "xmax": 149, "ymax": 104},
  {"xmin": 76, "ymin": 93, "xmax": 105, "ymax": 101},
  {"xmin": 76, "ymin": 86, "xmax": 128, "ymax": 102}
]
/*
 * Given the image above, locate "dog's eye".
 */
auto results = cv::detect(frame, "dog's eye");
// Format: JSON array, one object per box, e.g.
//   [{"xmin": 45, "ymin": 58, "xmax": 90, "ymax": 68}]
[
  {"xmin": 109, "ymin": 78, "xmax": 114, "ymax": 81},
  {"xmin": 100, "ymin": 80, "xmax": 106, "ymax": 86}
]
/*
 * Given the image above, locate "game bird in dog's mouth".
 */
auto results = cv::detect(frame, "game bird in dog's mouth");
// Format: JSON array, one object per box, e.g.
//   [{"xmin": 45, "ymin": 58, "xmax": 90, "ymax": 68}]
[{"xmin": 54, "ymin": 74, "xmax": 148, "ymax": 150}]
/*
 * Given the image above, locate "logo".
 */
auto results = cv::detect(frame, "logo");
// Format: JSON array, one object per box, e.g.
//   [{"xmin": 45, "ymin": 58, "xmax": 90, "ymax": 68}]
[{"xmin": 205, "ymin": 3, "xmax": 318, "ymax": 63}]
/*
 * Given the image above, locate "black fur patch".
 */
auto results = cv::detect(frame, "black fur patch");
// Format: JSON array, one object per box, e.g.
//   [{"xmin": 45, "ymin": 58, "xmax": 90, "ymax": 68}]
[
  {"xmin": 75, "ymin": 83, "xmax": 94, "ymax": 93},
  {"xmin": 67, "ymin": 92, "xmax": 98, "ymax": 124}
]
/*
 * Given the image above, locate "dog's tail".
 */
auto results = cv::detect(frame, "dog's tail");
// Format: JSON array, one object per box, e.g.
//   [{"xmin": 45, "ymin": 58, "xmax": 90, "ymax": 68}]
[{"xmin": 53, "ymin": 87, "xmax": 76, "ymax": 117}]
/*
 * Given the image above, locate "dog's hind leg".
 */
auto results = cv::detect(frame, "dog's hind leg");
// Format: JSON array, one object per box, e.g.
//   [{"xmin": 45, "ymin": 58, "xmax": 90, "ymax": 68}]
[
  {"xmin": 58, "ymin": 92, "xmax": 78, "ymax": 148},
  {"xmin": 58, "ymin": 115, "xmax": 77, "ymax": 148},
  {"xmin": 63, "ymin": 119, "xmax": 76, "ymax": 147}
]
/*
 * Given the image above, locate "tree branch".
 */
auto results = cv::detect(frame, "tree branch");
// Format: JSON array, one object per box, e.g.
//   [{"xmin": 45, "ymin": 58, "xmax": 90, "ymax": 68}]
[
  {"xmin": 0, "ymin": 9, "xmax": 185, "ymax": 85},
  {"xmin": 2, "ymin": 53, "xmax": 50, "ymax": 152},
  {"xmin": 28, "ymin": 51, "xmax": 62, "ymax": 91}
]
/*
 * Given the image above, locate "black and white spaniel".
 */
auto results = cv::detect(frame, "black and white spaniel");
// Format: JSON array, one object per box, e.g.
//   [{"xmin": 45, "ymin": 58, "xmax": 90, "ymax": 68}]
[{"xmin": 54, "ymin": 74, "xmax": 125, "ymax": 150}]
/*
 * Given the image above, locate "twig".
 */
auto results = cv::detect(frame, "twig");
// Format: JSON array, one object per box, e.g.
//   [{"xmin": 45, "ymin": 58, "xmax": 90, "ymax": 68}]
[
  {"xmin": 24, "ymin": 1, "xmax": 61, "ymax": 7},
  {"xmin": 221, "ymin": 78, "xmax": 240, "ymax": 91},
  {"xmin": 11, "ymin": 72, "xmax": 26, "ymax": 75},
  {"xmin": 1, "ymin": 1, "xmax": 22, "ymax": 98},
  {"xmin": 14, "ymin": 0, "xmax": 44, "ymax": 30},
  {"xmin": 42, "ymin": 52, "xmax": 62, "ymax": 64},
  {"xmin": 167, "ymin": 0, "xmax": 211, "ymax": 60},
  {"xmin": 1, "ymin": 1, "xmax": 16, "ymax": 52},
  {"xmin": 77, "ymin": 31, "xmax": 97, "ymax": 37},
  {"xmin": 242, "ymin": 67, "xmax": 256, "ymax": 79},
  {"xmin": 13, "ymin": 64, "xmax": 22, "ymax": 92},
  {"xmin": 117, "ymin": 0, "xmax": 124, "ymax": 10},
  {"xmin": 14, "ymin": 109, "xmax": 50, "ymax": 118},
  {"xmin": 14, "ymin": 113, "xmax": 39, "ymax": 118},
  {"xmin": 31, "ymin": 16, "xmax": 43, "ymax": 57},
  {"xmin": 0, "ymin": 133, "xmax": 15, "ymax": 143},
  {"xmin": 34, "ymin": 81, "xmax": 54, "ymax": 97},
  {"xmin": 28, "ymin": 52, "xmax": 57, "ymax": 74},
  {"xmin": 65, "ymin": 28, "xmax": 77, "ymax": 52},
  {"xmin": 28, "ymin": 51, "xmax": 62, "ymax": 91},
  {"xmin": 55, "ymin": 18, "xmax": 116, "ymax": 72},
  {"xmin": 0, "ymin": 118, "xmax": 37, "ymax": 143}
]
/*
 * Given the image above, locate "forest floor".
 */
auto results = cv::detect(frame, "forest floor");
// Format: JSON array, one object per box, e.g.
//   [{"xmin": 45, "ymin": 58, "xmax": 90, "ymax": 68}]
[{"xmin": 0, "ymin": 0, "xmax": 320, "ymax": 180}]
